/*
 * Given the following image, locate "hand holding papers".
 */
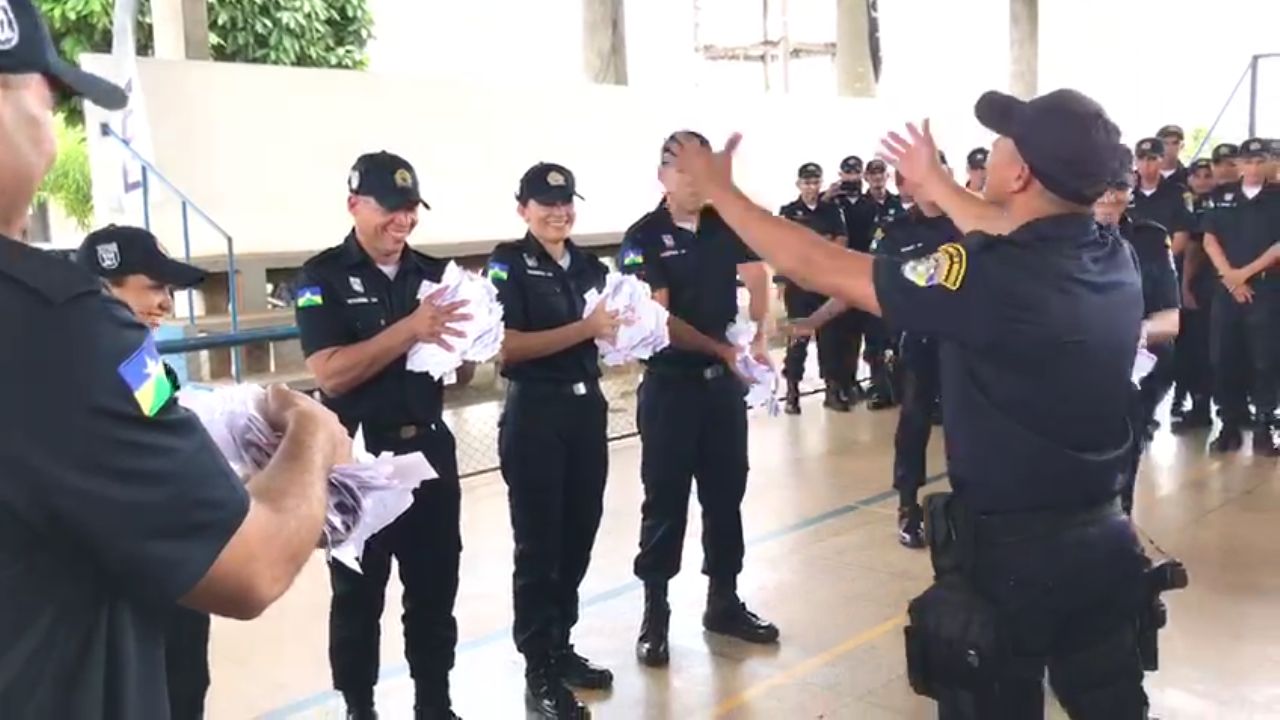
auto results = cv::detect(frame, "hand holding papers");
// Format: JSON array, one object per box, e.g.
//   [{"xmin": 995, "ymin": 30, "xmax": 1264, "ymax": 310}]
[
  {"xmin": 725, "ymin": 315, "xmax": 781, "ymax": 416},
  {"xmin": 582, "ymin": 273, "xmax": 670, "ymax": 365},
  {"xmin": 406, "ymin": 261, "xmax": 505, "ymax": 379}
]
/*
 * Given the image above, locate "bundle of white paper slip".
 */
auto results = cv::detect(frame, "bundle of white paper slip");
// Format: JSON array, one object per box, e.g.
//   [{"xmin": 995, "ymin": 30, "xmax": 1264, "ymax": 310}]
[
  {"xmin": 176, "ymin": 384, "xmax": 436, "ymax": 573},
  {"xmin": 583, "ymin": 273, "xmax": 670, "ymax": 365},
  {"xmin": 406, "ymin": 261, "xmax": 506, "ymax": 379},
  {"xmin": 726, "ymin": 316, "xmax": 781, "ymax": 416}
]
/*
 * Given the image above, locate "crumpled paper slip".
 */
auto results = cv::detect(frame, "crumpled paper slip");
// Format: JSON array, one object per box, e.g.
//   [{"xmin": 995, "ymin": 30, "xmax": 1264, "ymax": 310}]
[
  {"xmin": 725, "ymin": 316, "xmax": 781, "ymax": 416},
  {"xmin": 176, "ymin": 385, "xmax": 435, "ymax": 572},
  {"xmin": 582, "ymin": 273, "xmax": 670, "ymax": 366},
  {"xmin": 1131, "ymin": 347, "xmax": 1157, "ymax": 384},
  {"xmin": 406, "ymin": 261, "xmax": 505, "ymax": 379}
]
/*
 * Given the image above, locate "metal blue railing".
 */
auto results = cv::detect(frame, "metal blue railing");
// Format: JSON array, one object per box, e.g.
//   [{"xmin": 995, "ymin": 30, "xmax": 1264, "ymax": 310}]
[
  {"xmin": 1188, "ymin": 53, "xmax": 1279, "ymax": 162},
  {"xmin": 99, "ymin": 122, "xmax": 244, "ymax": 380}
]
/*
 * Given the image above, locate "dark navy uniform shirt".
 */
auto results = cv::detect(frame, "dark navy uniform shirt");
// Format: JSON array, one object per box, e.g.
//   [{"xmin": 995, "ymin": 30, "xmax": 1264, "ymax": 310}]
[
  {"xmin": 1115, "ymin": 215, "xmax": 1180, "ymax": 317},
  {"xmin": 0, "ymin": 236, "xmax": 249, "ymax": 720},
  {"xmin": 877, "ymin": 207, "xmax": 961, "ymax": 261},
  {"xmin": 619, "ymin": 203, "xmax": 760, "ymax": 369},
  {"xmin": 864, "ymin": 192, "xmax": 908, "ymax": 255},
  {"xmin": 295, "ymin": 232, "xmax": 449, "ymax": 433},
  {"xmin": 1128, "ymin": 178, "xmax": 1194, "ymax": 240},
  {"xmin": 487, "ymin": 234, "xmax": 608, "ymax": 383},
  {"xmin": 1203, "ymin": 182, "xmax": 1280, "ymax": 272},
  {"xmin": 872, "ymin": 214, "xmax": 1143, "ymax": 514},
  {"xmin": 776, "ymin": 197, "xmax": 844, "ymax": 288}
]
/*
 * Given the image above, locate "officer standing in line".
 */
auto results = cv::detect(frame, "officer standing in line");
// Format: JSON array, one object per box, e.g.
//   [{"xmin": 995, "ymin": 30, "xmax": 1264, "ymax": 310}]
[
  {"xmin": 825, "ymin": 154, "xmax": 871, "ymax": 401},
  {"xmin": 1200, "ymin": 138, "xmax": 1280, "ymax": 456},
  {"xmin": 1170, "ymin": 158, "xmax": 1219, "ymax": 430},
  {"xmin": 73, "ymin": 226, "xmax": 219, "ymax": 720},
  {"xmin": 1, "ymin": 4, "xmax": 348, "ymax": 716},
  {"xmin": 964, "ymin": 148, "xmax": 988, "ymax": 192},
  {"xmin": 1156, "ymin": 124, "xmax": 1189, "ymax": 187},
  {"xmin": 486, "ymin": 163, "xmax": 616, "ymax": 720},
  {"xmin": 294, "ymin": 151, "xmax": 473, "ymax": 720},
  {"xmin": 668, "ymin": 87, "xmax": 1162, "ymax": 717},
  {"xmin": 619, "ymin": 131, "xmax": 779, "ymax": 670},
  {"xmin": 1210, "ymin": 142, "xmax": 1240, "ymax": 186},
  {"xmin": 1093, "ymin": 176, "xmax": 1181, "ymax": 515},
  {"xmin": 778, "ymin": 162, "xmax": 852, "ymax": 413},
  {"xmin": 858, "ymin": 158, "xmax": 907, "ymax": 410}
]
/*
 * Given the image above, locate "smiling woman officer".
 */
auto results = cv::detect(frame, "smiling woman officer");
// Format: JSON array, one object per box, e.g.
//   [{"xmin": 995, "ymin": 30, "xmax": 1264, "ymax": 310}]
[{"xmin": 487, "ymin": 163, "xmax": 618, "ymax": 720}]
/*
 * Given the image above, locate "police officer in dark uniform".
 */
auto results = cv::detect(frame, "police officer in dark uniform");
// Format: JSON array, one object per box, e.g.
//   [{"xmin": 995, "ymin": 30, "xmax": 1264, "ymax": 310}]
[
  {"xmin": 964, "ymin": 147, "xmax": 988, "ymax": 192},
  {"xmin": 857, "ymin": 158, "xmax": 907, "ymax": 409},
  {"xmin": 825, "ymin": 154, "xmax": 871, "ymax": 400},
  {"xmin": 74, "ymin": 225, "xmax": 219, "ymax": 720},
  {"xmin": 778, "ymin": 162, "xmax": 852, "ymax": 413},
  {"xmin": 1201, "ymin": 137, "xmax": 1280, "ymax": 456},
  {"xmin": 882, "ymin": 164, "xmax": 961, "ymax": 547},
  {"xmin": 619, "ymin": 131, "xmax": 779, "ymax": 670},
  {"xmin": 1156, "ymin": 124, "xmax": 1189, "ymax": 187},
  {"xmin": 668, "ymin": 87, "xmax": 1166, "ymax": 718},
  {"xmin": 487, "ymin": 163, "xmax": 614, "ymax": 719},
  {"xmin": 1093, "ymin": 176, "xmax": 1181, "ymax": 515},
  {"xmin": 295, "ymin": 151, "xmax": 472, "ymax": 720},
  {"xmin": 1171, "ymin": 158, "xmax": 1218, "ymax": 430},
  {"xmin": 1210, "ymin": 142, "xmax": 1240, "ymax": 186},
  {"xmin": 1, "ymin": 5, "xmax": 346, "ymax": 716}
]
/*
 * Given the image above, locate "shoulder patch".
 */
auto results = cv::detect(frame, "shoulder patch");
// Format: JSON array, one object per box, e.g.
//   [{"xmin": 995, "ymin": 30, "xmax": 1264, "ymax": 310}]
[
  {"xmin": 486, "ymin": 261, "xmax": 510, "ymax": 281},
  {"xmin": 901, "ymin": 242, "xmax": 967, "ymax": 291},
  {"xmin": 118, "ymin": 337, "xmax": 174, "ymax": 418},
  {"xmin": 296, "ymin": 285, "xmax": 324, "ymax": 307},
  {"xmin": 621, "ymin": 247, "xmax": 645, "ymax": 267}
]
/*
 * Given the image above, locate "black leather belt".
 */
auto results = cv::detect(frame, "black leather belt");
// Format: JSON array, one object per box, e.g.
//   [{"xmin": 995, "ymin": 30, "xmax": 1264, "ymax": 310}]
[
  {"xmin": 645, "ymin": 363, "xmax": 727, "ymax": 381},
  {"xmin": 973, "ymin": 497, "xmax": 1123, "ymax": 545},
  {"xmin": 507, "ymin": 378, "xmax": 600, "ymax": 397},
  {"xmin": 366, "ymin": 421, "xmax": 441, "ymax": 440}
]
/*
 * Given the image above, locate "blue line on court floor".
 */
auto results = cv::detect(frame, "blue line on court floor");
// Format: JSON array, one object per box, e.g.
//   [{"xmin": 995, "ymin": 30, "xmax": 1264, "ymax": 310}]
[{"xmin": 260, "ymin": 471, "xmax": 948, "ymax": 719}]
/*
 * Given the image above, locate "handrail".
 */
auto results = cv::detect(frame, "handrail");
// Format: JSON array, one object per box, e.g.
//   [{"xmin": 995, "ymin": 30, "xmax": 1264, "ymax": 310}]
[
  {"xmin": 157, "ymin": 325, "xmax": 299, "ymax": 355},
  {"xmin": 99, "ymin": 121, "xmax": 244, "ymax": 380}
]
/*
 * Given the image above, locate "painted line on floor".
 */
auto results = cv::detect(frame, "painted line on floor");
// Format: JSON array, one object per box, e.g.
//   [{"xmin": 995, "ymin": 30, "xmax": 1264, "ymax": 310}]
[
  {"xmin": 712, "ymin": 614, "xmax": 908, "ymax": 717},
  {"xmin": 260, "ymin": 472, "xmax": 949, "ymax": 719}
]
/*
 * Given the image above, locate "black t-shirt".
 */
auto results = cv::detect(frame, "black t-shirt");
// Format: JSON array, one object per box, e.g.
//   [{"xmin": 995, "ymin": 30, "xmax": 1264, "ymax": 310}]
[
  {"xmin": 0, "ymin": 237, "xmax": 249, "ymax": 720},
  {"xmin": 1128, "ymin": 178, "xmax": 1194, "ymax": 238},
  {"xmin": 1115, "ymin": 216, "xmax": 1180, "ymax": 317},
  {"xmin": 872, "ymin": 214, "xmax": 1143, "ymax": 514},
  {"xmin": 295, "ymin": 232, "xmax": 449, "ymax": 433},
  {"xmin": 487, "ymin": 234, "xmax": 608, "ymax": 383},
  {"xmin": 619, "ymin": 203, "xmax": 760, "ymax": 369},
  {"xmin": 1203, "ymin": 182, "xmax": 1280, "ymax": 271}
]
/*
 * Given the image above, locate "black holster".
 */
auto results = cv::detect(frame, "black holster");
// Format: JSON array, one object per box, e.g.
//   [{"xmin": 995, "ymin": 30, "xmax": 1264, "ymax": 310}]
[{"xmin": 1137, "ymin": 559, "xmax": 1189, "ymax": 671}]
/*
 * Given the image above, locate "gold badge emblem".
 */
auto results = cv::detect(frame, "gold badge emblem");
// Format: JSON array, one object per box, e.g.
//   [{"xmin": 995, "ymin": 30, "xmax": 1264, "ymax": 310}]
[
  {"xmin": 902, "ymin": 243, "xmax": 967, "ymax": 291},
  {"xmin": 394, "ymin": 168, "xmax": 414, "ymax": 188},
  {"xmin": 547, "ymin": 170, "xmax": 567, "ymax": 187}
]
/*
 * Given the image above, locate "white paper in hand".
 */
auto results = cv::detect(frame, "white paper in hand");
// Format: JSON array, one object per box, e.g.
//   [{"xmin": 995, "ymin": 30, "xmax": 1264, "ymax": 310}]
[
  {"xmin": 406, "ymin": 261, "xmax": 505, "ymax": 379},
  {"xmin": 582, "ymin": 273, "xmax": 670, "ymax": 365},
  {"xmin": 725, "ymin": 315, "xmax": 781, "ymax": 416},
  {"xmin": 1131, "ymin": 348, "xmax": 1158, "ymax": 384}
]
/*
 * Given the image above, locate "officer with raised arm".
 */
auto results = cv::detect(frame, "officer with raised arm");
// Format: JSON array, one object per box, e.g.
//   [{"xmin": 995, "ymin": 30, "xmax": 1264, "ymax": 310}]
[{"xmin": 665, "ymin": 88, "xmax": 1172, "ymax": 718}]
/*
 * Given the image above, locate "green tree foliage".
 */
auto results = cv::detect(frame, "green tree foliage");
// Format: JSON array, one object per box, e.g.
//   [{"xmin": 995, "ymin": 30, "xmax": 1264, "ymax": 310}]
[
  {"xmin": 1183, "ymin": 126, "xmax": 1218, "ymax": 162},
  {"xmin": 36, "ymin": 112, "xmax": 95, "ymax": 230}
]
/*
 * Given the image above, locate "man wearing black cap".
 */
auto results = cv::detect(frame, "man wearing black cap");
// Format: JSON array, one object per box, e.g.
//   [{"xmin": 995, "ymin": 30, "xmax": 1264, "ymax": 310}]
[
  {"xmin": 618, "ymin": 130, "xmax": 778, "ymax": 671},
  {"xmin": 1170, "ymin": 158, "xmax": 1219, "ymax": 430},
  {"xmin": 1157, "ymin": 124, "xmax": 1189, "ymax": 187},
  {"xmin": 1211, "ymin": 142, "xmax": 1240, "ymax": 186},
  {"xmin": 487, "ymin": 163, "xmax": 613, "ymax": 719},
  {"xmin": 777, "ymin": 162, "xmax": 852, "ymax": 413},
  {"xmin": 1200, "ymin": 137, "xmax": 1280, "ymax": 456},
  {"xmin": 1, "ymin": 2, "xmax": 350, "ymax": 718},
  {"xmin": 859, "ymin": 158, "xmax": 907, "ymax": 409},
  {"xmin": 964, "ymin": 147, "xmax": 989, "ymax": 192},
  {"xmin": 295, "ymin": 151, "xmax": 472, "ymax": 719},
  {"xmin": 665, "ymin": 87, "xmax": 1163, "ymax": 717},
  {"xmin": 824, "ymin": 154, "xmax": 872, "ymax": 401}
]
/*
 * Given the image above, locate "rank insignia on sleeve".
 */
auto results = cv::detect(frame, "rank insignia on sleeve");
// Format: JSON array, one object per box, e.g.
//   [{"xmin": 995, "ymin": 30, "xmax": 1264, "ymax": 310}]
[
  {"xmin": 296, "ymin": 285, "xmax": 324, "ymax": 308},
  {"xmin": 622, "ymin": 248, "xmax": 644, "ymax": 267},
  {"xmin": 486, "ymin": 261, "xmax": 510, "ymax": 281},
  {"xmin": 118, "ymin": 338, "xmax": 174, "ymax": 418},
  {"xmin": 902, "ymin": 243, "xmax": 966, "ymax": 291}
]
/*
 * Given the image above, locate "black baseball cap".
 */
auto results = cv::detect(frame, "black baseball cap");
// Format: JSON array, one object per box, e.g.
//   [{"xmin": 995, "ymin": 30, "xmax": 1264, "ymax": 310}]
[
  {"xmin": 974, "ymin": 88, "xmax": 1125, "ymax": 205},
  {"xmin": 348, "ymin": 151, "xmax": 430, "ymax": 211},
  {"xmin": 966, "ymin": 147, "xmax": 989, "ymax": 170},
  {"xmin": 1189, "ymin": 158, "xmax": 1212, "ymax": 174},
  {"xmin": 517, "ymin": 162, "xmax": 583, "ymax": 204},
  {"xmin": 1240, "ymin": 137, "xmax": 1270, "ymax": 159},
  {"xmin": 0, "ymin": 0, "xmax": 127, "ymax": 110},
  {"xmin": 75, "ymin": 225, "xmax": 206, "ymax": 288},
  {"xmin": 1211, "ymin": 143, "xmax": 1239, "ymax": 162},
  {"xmin": 839, "ymin": 155, "xmax": 864, "ymax": 173},
  {"xmin": 797, "ymin": 162, "xmax": 822, "ymax": 179},
  {"xmin": 1157, "ymin": 125, "xmax": 1185, "ymax": 141},
  {"xmin": 1134, "ymin": 137, "xmax": 1165, "ymax": 160},
  {"xmin": 661, "ymin": 130, "xmax": 710, "ymax": 165},
  {"xmin": 865, "ymin": 158, "xmax": 887, "ymax": 174}
]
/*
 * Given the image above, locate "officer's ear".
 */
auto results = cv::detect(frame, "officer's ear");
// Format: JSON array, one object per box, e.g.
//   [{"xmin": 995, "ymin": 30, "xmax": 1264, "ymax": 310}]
[
  {"xmin": 346, "ymin": 194, "xmax": 361, "ymax": 216},
  {"xmin": 516, "ymin": 200, "xmax": 531, "ymax": 223}
]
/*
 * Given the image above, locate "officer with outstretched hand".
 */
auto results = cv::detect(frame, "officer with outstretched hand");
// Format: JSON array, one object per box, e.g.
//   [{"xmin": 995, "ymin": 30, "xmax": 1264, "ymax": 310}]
[
  {"xmin": 0, "ymin": 5, "xmax": 348, "ymax": 718},
  {"xmin": 664, "ymin": 87, "xmax": 1166, "ymax": 718}
]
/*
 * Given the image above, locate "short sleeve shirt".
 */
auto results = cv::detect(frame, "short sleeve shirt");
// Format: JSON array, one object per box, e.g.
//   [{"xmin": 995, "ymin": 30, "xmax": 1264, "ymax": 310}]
[
  {"xmin": 1116, "ymin": 216, "xmax": 1180, "ymax": 316},
  {"xmin": 1128, "ymin": 178, "xmax": 1194, "ymax": 236},
  {"xmin": 487, "ymin": 234, "xmax": 608, "ymax": 383},
  {"xmin": 618, "ymin": 203, "xmax": 760, "ymax": 368},
  {"xmin": 294, "ymin": 232, "xmax": 449, "ymax": 432},
  {"xmin": 778, "ymin": 198, "xmax": 845, "ymax": 238},
  {"xmin": 871, "ymin": 214, "xmax": 1144, "ymax": 513},
  {"xmin": 1202, "ymin": 182, "xmax": 1280, "ymax": 270},
  {"xmin": 0, "ymin": 237, "xmax": 249, "ymax": 720}
]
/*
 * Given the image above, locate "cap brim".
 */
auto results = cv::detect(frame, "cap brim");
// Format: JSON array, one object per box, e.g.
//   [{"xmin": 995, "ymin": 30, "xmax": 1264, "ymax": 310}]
[
  {"xmin": 372, "ymin": 193, "xmax": 431, "ymax": 211},
  {"xmin": 974, "ymin": 90, "xmax": 1026, "ymax": 139},
  {"xmin": 47, "ymin": 58, "xmax": 128, "ymax": 111},
  {"xmin": 527, "ymin": 189, "xmax": 584, "ymax": 204},
  {"xmin": 148, "ymin": 256, "xmax": 208, "ymax": 289}
]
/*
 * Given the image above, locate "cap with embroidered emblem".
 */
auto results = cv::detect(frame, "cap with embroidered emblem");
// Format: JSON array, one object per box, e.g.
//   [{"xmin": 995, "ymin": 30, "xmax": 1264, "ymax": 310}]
[
  {"xmin": 1240, "ymin": 137, "xmax": 1270, "ymax": 158},
  {"xmin": 865, "ymin": 158, "xmax": 888, "ymax": 174},
  {"xmin": 797, "ymin": 162, "xmax": 822, "ymax": 179},
  {"xmin": 517, "ymin": 162, "xmax": 584, "ymax": 204},
  {"xmin": 1189, "ymin": 158, "xmax": 1212, "ymax": 173},
  {"xmin": 1157, "ymin": 124, "xmax": 1184, "ymax": 141},
  {"xmin": 0, "ymin": 0, "xmax": 127, "ymax": 110},
  {"xmin": 348, "ymin": 151, "xmax": 430, "ymax": 211},
  {"xmin": 1211, "ymin": 143, "xmax": 1239, "ymax": 162},
  {"xmin": 966, "ymin": 147, "xmax": 989, "ymax": 170},
  {"xmin": 1134, "ymin": 137, "xmax": 1164, "ymax": 160},
  {"xmin": 75, "ymin": 225, "xmax": 206, "ymax": 288},
  {"xmin": 840, "ymin": 155, "xmax": 863, "ymax": 174}
]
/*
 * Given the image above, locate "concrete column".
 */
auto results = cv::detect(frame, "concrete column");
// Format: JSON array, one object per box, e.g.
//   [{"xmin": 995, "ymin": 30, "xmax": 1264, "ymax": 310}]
[
  {"xmin": 835, "ymin": 0, "xmax": 876, "ymax": 97},
  {"xmin": 583, "ymin": 0, "xmax": 628, "ymax": 85},
  {"xmin": 1009, "ymin": 0, "xmax": 1038, "ymax": 99},
  {"xmin": 151, "ymin": 0, "xmax": 211, "ymax": 61}
]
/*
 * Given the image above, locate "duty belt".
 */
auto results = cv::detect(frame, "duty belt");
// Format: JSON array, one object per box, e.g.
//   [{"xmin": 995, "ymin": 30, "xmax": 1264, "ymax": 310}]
[
  {"xmin": 972, "ymin": 497, "xmax": 1123, "ymax": 545},
  {"xmin": 507, "ymin": 378, "xmax": 599, "ymax": 397},
  {"xmin": 645, "ymin": 363, "xmax": 727, "ymax": 381}
]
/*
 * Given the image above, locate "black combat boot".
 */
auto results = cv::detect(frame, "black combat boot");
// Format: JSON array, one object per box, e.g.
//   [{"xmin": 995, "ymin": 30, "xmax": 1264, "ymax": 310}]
[
  {"xmin": 897, "ymin": 504, "xmax": 925, "ymax": 549},
  {"xmin": 524, "ymin": 658, "xmax": 590, "ymax": 719},
  {"xmin": 784, "ymin": 380, "xmax": 801, "ymax": 415},
  {"xmin": 343, "ymin": 689, "xmax": 377, "ymax": 720},
  {"xmin": 635, "ymin": 583, "xmax": 670, "ymax": 667},
  {"xmin": 702, "ymin": 577, "xmax": 779, "ymax": 644},
  {"xmin": 552, "ymin": 644, "xmax": 613, "ymax": 690},
  {"xmin": 823, "ymin": 385, "xmax": 850, "ymax": 412}
]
